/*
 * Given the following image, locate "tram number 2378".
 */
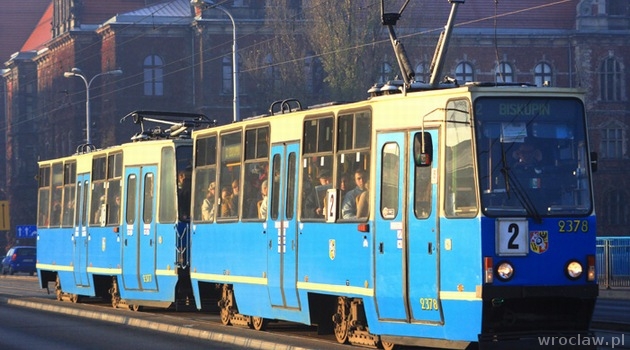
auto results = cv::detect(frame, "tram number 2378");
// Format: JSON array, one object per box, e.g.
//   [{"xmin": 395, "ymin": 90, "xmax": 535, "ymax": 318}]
[{"xmin": 420, "ymin": 297, "xmax": 439, "ymax": 311}]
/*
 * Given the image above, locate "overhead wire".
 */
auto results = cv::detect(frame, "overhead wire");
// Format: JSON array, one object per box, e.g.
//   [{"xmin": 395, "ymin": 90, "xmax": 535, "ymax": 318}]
[{"xmin": 4, "ymin": 0, "xmax": 577, "ymax": 136}]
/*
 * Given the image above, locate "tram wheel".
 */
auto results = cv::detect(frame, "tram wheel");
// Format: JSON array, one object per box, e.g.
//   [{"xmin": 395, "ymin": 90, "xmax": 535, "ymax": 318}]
[
  {"xmin": 220, "ymin": 305, "xmax": 231, "ymax": 325},
  {"xmin": 333, "ymin": 297, "xmax": 350, "ymax": 344},
  {"xmin": 381, "ymin": 340, "xmax": 397, "ymax": 350},
  {"xmin": 250, "ymin": 316, "xmax": 267, "ymax": 331},
  {"xmin": 130, "ymin": 304, "xmax": 143, "ymax": 312},
  {"xmin": 70, "ymin": 294, "xmax": 80, "ymax": 303}
]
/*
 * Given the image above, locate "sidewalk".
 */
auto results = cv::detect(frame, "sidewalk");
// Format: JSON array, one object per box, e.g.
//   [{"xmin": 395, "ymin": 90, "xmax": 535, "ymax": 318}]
[{"xmin": 599, "ymin": 288, "xmax": 630, "ymax": 300}]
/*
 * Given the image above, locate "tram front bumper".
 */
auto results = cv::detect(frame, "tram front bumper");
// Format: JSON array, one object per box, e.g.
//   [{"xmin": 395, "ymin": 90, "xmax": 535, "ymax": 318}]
[{"xmin": 478, "ymin": 284, "xmax": 598, "ymax": 348}]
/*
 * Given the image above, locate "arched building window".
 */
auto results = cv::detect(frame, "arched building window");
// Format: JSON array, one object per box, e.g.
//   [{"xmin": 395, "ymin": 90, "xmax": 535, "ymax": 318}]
[
  {"xmin": 455, "ymin": 62, "xmax": 474, "ymax": 83},
  {"xmin": 495, "ymin": 62, "xmax": 513, "ymax": 83},
  {"xmin": 378, "ymin": 62, "xmax": 392, "ymax": 84},
  {"xmin": 144, "ymin": 55, "xmax": 164, "ymax": 96},
  {"xmin": 534, "ymin": 62, "xmax": 553, "ymax": 87},
  {"xmin": 415, "ymin": 62, "xmax": 429, "ymax": 82}
]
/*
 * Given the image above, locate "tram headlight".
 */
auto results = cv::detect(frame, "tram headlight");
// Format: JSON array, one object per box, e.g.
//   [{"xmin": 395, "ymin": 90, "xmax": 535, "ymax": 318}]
[
  {"xmin": 496, "ymin": 262, "xmax": 514, "ymax": 281},
  {"xmin": 565, "ymin": 260, "xmax": 583, "ymax": 280}
]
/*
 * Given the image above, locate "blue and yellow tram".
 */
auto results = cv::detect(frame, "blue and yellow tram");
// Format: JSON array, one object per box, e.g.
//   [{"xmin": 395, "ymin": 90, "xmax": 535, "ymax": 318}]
[
  {"xmin": 36, "ymin": 111, "xmax": 209, "ymax": 310},
  {"xmin": 188, "ymin": 84, "xmax": 597, "ymax": 349},
  {"xmin": 35, "ymin": 1, "xmax": 597, "ymax": 348}
]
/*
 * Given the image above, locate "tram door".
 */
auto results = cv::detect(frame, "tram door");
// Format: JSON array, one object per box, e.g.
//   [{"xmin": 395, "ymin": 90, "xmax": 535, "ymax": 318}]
[
  {"xmin": 266, "ymin": 142, "xmax": 300, "ymax": 309},
  {"xmin": 73, "ymin": 174, "xmax": 91, "ymax": 287},
  {"xmin": 374, "ymin": 130, "xmax": 441, "ymax": 323},
  {"xmin": 122, "ymin": 166, "xmax": 158, "ymax": 291}
]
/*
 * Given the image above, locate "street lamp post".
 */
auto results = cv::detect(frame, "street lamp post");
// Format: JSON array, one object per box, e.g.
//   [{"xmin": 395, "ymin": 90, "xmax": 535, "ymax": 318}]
[
  {"xmin": 191, "ymin": 0, "xmax": 240, "ymax": 123},
  {"xmin": 64, "ymin": 68, "xmax": 123, "ymax": 145}
]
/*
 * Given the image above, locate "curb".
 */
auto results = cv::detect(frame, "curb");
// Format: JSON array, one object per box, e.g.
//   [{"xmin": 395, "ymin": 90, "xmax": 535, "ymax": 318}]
[
  {"xmin": 599, "ymin": 288, "xmax": 630, "ymax": 300},
  {"xmin": 1, "ymin": 296, "xmax": 313, "ymax": 350}
]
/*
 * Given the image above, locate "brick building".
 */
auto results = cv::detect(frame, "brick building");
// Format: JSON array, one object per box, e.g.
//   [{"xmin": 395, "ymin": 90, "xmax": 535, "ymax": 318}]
[{"xmin": 1, "ymin": 0, "xmax": 629, "ymax": 244}]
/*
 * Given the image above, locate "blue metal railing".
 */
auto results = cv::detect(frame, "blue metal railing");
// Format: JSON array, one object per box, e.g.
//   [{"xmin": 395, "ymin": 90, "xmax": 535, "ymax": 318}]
[{"xmin": 597, "ymin": 237, "xmax": 630, "ymax": 289}]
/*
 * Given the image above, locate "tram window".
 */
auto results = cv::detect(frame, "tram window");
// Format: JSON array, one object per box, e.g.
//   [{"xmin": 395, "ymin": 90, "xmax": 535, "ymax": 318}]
[
  {"xmin": 159, "ymin": 146, "xmax": 177, "ymax": 223},
  {"xmin": 301, "ymin": 155, "xmax": 333, "ymax": 220},
  {"xmin": 246, "ymin": 129, "xmax": 256, "ymax": 160},
  {"xmin": 106, "ymin": 152, "xmax": 123, "ymax": 226},
  {"xmin": 303, "ymin": 120, "xmax": 317, "ymax": 153},
  {"xmin": 126, "ymin": 175, "xmax": 137, "ymax": 225},
  {"xmin": 107, "ymin": 181, "xmax": 121, "ymax": 225},
  {"xmin": 50, "ymin": 162, "xmax": 63, "ymax": 227},
  {"xmin": 143, "ymin": 173, "xmax": 154, "ymax": 224},
  {"xmin": 336, "ymin": 111, "xmax": 372, "ymax": 221},
  {"xmin": 91, "ymin": 181, "xmax": 106, "ymax": 226},
  {"xmin": 286, "ymin": 152, "xmax": 297, "ymax": 220},
  {"xmin": 62, "ymin": 186, "xmax": 76, "ymax": 227},
  {"xmin": 301, "ymin": 117, "xmax": 334, "ymax": 221},
  {"xmin": 380, "ymin": 143, "xmax": 399, "ymax": 219},
  {"xmin": 92, "ymin": 156, "xmax": 106, "ymax": 181},
  {"xmin": 338, "ymin": 111, "xmax": 372, "ymax": 151},
  {"xmin": 196, "ymin": 135, "xmax": 217, "ymax": 167},
  {"xmin": 175, "ymin": 146, "xmax": 194, "ymax": 222},
  {"xmin": 413, "ymin": 132, "xmax": 433, "ymax": 167},
  {"xmin": 218, "ymin": 132, "xmax": 241, "ymax": 219},
  {"xmin": 64, "ymin": 161, "xmax": 77, "ymax": 183},
  {"xmin": 242, "ymin": 127, "xmax": 269, "ymax": 220},
  {"xmin": 195, "ymin": 166, "xmax": 217, "ymax": 222},
  {"xmin": 445, "ymin": 99, "xmax": 477, "ymax": 217},
  {"xmin": 318, "ymin": 118, "xmax": 333, "ymax": 152},
  {"xmin": 107, "ymin": 153, "xmax": 122, "ymax": 178},
  {"xmin": 80, "ymin": 180, "xmax": 89, "ymax": 227},
  {"xmin": 257, "ymin": 128, "xmax": 269, "ymax": 158},
  {"xmin": 355, "ymin": 112, "xmax": 371, "ymax": 148},
  {"xmin": 37, "ymin": 166, "xmax": 51, "ymax": 227},
  {"xmin": 243, "ymin": 162, "xmax": 267, "ymax": 220},
  {"xmin": 338, "ymin": 152, "xmax": 370, "ymax": 220},
  {"xmin": 414, "ymin": 160, "xmax": 432, "ymax": 219},
  {"xmin": 338, "ymin": 115, "xmax": 353, "ymax": 151},
  {"xmin": 303, "ymin": 116, "xmax": 333, "ymax": 154},
  {"xmin": 270, "ymin": 155, "xmax": 281, "ymax": 220},
  {"xmin": 62, "ymin": 162, "xmax": 76, "ymax": 227},
  {"xmin": 245, "ymin": 126, "xmax": 269, "ymax": 160},
  {"xmin": 91, "ymin": 155, "xmax": 108, "ymax": 226}
]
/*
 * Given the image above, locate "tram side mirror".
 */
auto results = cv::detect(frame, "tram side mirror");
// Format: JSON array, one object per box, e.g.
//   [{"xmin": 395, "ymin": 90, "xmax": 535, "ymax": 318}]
[
  {"xmin": 413, "ymin": 132, "xmax": 433, "ymax": 167},
  {"xmin": 590, "ymin": 152, "xmax": 598, "ymax": 173}
]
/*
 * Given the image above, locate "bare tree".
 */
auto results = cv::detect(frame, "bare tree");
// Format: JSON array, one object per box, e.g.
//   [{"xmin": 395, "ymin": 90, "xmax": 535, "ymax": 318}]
[
  {"xmin": 303, "ymin": 0, "xmax": 383, "ymax": 102},
  {"xmin": 242, "ymin": 0, "xmax": 386, "ymax": 111},
  {"xmin": 242, "ymin": 0, "xmax": 313, "ymax": 111}
]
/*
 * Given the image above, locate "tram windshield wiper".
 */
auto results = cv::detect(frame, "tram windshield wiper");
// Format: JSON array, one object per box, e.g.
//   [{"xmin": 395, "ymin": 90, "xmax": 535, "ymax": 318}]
[
  {"xmin": 507, "ymin": 170, "xmax": 542, "ymax": 223},
  {"xmin": 499, "ymin": 145, "xmax": 542, "ymax": 223}
]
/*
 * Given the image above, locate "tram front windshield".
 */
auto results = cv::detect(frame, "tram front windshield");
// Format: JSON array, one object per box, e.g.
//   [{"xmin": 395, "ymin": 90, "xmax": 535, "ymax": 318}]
[{"xmin": 474, "ymin": 97, "xmax": 592, "ymax": 218}]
